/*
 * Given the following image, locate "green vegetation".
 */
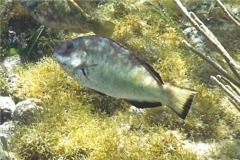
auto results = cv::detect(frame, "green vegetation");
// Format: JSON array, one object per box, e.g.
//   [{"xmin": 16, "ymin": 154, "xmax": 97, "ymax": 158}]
[
  {"xmin": 0, "ymin": 0, "xmax": 65, "ymax": 61},
  {"xmin": 0, "ymin": 0, "xmax": 239, "ymax": 159},
  {"xmin": 0, "ymin": 65, "xmax": 8, "ymax": 96},
  {"xmin": 12, "ymin": 57, "xmax": 200, "ymax": 159}
]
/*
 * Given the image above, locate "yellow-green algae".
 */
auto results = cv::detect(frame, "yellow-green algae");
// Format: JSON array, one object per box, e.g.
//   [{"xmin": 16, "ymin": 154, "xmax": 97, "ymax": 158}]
[
  {"xmin": 11, "ymin": 56, "xmax": 240, "ymax": 159},
  {"xmin": 0, "ymin": 65, "xmax": 8, "ymax": 95},
  {"xmin": 7, "ymin": 0, "xmax": 240, "ymax": 159},
  {"xmin": 12, "ymin": 57, "xmax": 199, "ymax": 159}
]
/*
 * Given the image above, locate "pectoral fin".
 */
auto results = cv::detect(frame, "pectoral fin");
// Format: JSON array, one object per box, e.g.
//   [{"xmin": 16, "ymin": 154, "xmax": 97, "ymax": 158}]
[
  {"xmin": 77, "ymin": 64, "xmax": 97, "ymax": 79},
  {"xmin": 81, "ymin": 67, "xmax": 88, "ymax": 77},
  {"xmin": 124, "ymin": 99, "xmax": 162, "ymax": 108}
]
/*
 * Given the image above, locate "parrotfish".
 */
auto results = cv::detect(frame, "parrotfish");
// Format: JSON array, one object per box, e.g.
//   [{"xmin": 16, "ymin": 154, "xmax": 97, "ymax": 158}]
[
  {"xmin": 54, "ymin": 35, "xmax": 196, "ymax": 119},
  {"xmin": 19, "ymin": 0, "xmax": 115, "ymax": 37}
]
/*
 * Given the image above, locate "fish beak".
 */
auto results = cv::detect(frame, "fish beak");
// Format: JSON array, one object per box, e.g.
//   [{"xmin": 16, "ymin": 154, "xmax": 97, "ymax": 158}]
[
  {"xmin": 54, "ymin": 43, "xmax": 68, "ymax": 56},
  {"xmin": 55, "ymin": 49, "xmax": 87, "ymax": 70}
]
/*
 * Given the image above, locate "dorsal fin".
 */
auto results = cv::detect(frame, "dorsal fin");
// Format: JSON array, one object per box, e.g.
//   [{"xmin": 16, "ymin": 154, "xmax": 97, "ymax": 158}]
[
  {"xmin": 129, "ymin": 52, "xmax": 164, "ymax": 85},
  {"xmin": 98, "ymin": 36, "xmax": 164, "ymax": 86}
]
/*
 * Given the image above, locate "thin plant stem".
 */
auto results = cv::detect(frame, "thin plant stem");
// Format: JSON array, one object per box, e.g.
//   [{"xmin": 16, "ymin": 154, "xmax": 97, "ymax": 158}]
[
  {"xmin": 215, "ymin": 0, "xmax": 240, "ymax": 27},
  {"xmin": 211, "ymin": 76, "xmax": 240, "ymax": 107},
  {"xmin": 174, "ymin": 0, "xmax": 240, "ymax": 80}
]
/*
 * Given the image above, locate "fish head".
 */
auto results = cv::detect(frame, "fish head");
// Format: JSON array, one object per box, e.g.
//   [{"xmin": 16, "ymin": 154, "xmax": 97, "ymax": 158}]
[
  {"xmin": 54, "ymin": 39, "xmax": 87, "ymax": 74},
  {"xmin": 19, "ymin": 0, "xmax": 46, "ymax": 25}
]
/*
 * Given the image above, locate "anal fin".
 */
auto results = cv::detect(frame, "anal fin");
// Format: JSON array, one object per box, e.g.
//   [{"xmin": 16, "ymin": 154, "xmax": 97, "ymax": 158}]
[
  {"xmin": 88, "ymin": 88, "xmax": 107, "ymax": 96},
  {"xmin": 124, "ymin": 99, "xmax": 162, "ymax": 108}
]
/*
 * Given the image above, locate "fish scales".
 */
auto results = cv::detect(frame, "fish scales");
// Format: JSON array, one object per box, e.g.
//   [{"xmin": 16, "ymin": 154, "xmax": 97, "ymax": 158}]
[
  {"xmin": 67, "ymin": 36, "xmax": 161, "ymax": 101},
  {"xmin": 54, "ymin": 35, "xmax": 196, "ymax": 119}
]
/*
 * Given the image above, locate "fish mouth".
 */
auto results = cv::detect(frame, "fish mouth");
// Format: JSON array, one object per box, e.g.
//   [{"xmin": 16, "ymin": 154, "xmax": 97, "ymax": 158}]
[
  {"xmin": 54, "ymin": 41, "xmax": 76, "ymax": 56},
  {"xmin": 54, "ymin": 43, "xmax": 68, "ymax": 56}
]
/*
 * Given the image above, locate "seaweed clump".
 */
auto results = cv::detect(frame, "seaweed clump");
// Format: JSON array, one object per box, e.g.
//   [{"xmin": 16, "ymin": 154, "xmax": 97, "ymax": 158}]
[
  {"xmin": 11, "ymin": 57, "xmax": 198, "ymax": 159},
  {"xmin": 0, "ymin": 65, "xmax": 8, "ymax": 96},
  {"xmin": 0, "ymin": 0, "xmax": 65, "ymax": 61}
]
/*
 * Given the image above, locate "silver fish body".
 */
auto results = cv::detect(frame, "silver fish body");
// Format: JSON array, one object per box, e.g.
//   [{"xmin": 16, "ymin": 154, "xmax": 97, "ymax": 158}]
[{"xmin": 54, "ymin": 35, "xmax": 195, "ymax": 119}]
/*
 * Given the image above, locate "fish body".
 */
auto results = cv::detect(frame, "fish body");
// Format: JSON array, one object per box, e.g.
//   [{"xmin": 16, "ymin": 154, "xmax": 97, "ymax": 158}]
[
  {"xmin": 54, "ymin": 35, "xmax": 195, "ymax": 119},
  {"xmin": 19, "ymin": 0, "xmax": 115, "ymax": 36}
]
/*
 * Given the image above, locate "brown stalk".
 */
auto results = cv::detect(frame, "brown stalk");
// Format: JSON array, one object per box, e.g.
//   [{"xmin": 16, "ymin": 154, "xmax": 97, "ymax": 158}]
[
  {"xmin": 211, "ymin": 76, "xmax": 240, "ymax": 107},
  {"xmin": 215, "ymin": 0, "xmax": 240, "ymax": 27},
  {"xmin": 174, "ymin": 0, "xmax": 240, "ymax": 108}
]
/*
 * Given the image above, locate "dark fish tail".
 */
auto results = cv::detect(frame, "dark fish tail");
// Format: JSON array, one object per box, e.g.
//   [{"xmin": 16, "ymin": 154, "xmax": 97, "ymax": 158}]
[
  {"xmin": 92, "ymin": 21, "xmax": 115, "ymax": 37},
  {"xmin": 163, "ymin": 83, "xmax": 196, "ymax": 119}
]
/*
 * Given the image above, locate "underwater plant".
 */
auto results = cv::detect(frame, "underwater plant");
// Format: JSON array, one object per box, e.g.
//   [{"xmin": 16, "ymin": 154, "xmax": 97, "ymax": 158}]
[
  {"xmin": 0, "ymin": 136, "xmax": 11, "ymax": 160},
  {"xmin": 174, "ymin": 0, "xmax": 240, "ymax": 109},
  {"xmin": 0, "ymin": 65, "xmax": 8, "ymax": 96}
]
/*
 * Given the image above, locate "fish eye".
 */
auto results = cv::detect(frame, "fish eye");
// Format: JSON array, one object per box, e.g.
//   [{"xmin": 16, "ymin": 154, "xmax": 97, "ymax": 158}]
[{"xmin": 66, "ymin": 42, "xmax": 74, "ymax": 50}]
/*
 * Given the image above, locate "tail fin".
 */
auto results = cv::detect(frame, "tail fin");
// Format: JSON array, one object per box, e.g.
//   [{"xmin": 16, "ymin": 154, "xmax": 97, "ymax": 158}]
[
  {"xmin": 163, "ymin": 83, "xmax": 196, "ymax": 119},
  {"xmin": 92, "ymin": 21, "xmax": 115, "ymax": 37}
]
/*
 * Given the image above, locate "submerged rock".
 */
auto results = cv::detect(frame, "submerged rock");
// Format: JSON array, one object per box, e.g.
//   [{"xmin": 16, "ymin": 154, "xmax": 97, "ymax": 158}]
[
  {"xmin": 0, "ymin": 121, "xmax": 15, "ymax": 138},
  {"xmin": 2, "ymin": 54, "xmax": 21, "ymax": 95},
  {"xmin": 2, "ymin": 54, "xmax": 21, "ymax": 73},
  {"xmin": 0, "ymin": 96, "xmax": 15, "ymax": 124},
  {"xmin": 12, "ymin": 98, "xmax": 43, "ymax": 123},
  {"xmin": 0, "ymin": 121, "xmax": 16, "ymax": 160}
]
